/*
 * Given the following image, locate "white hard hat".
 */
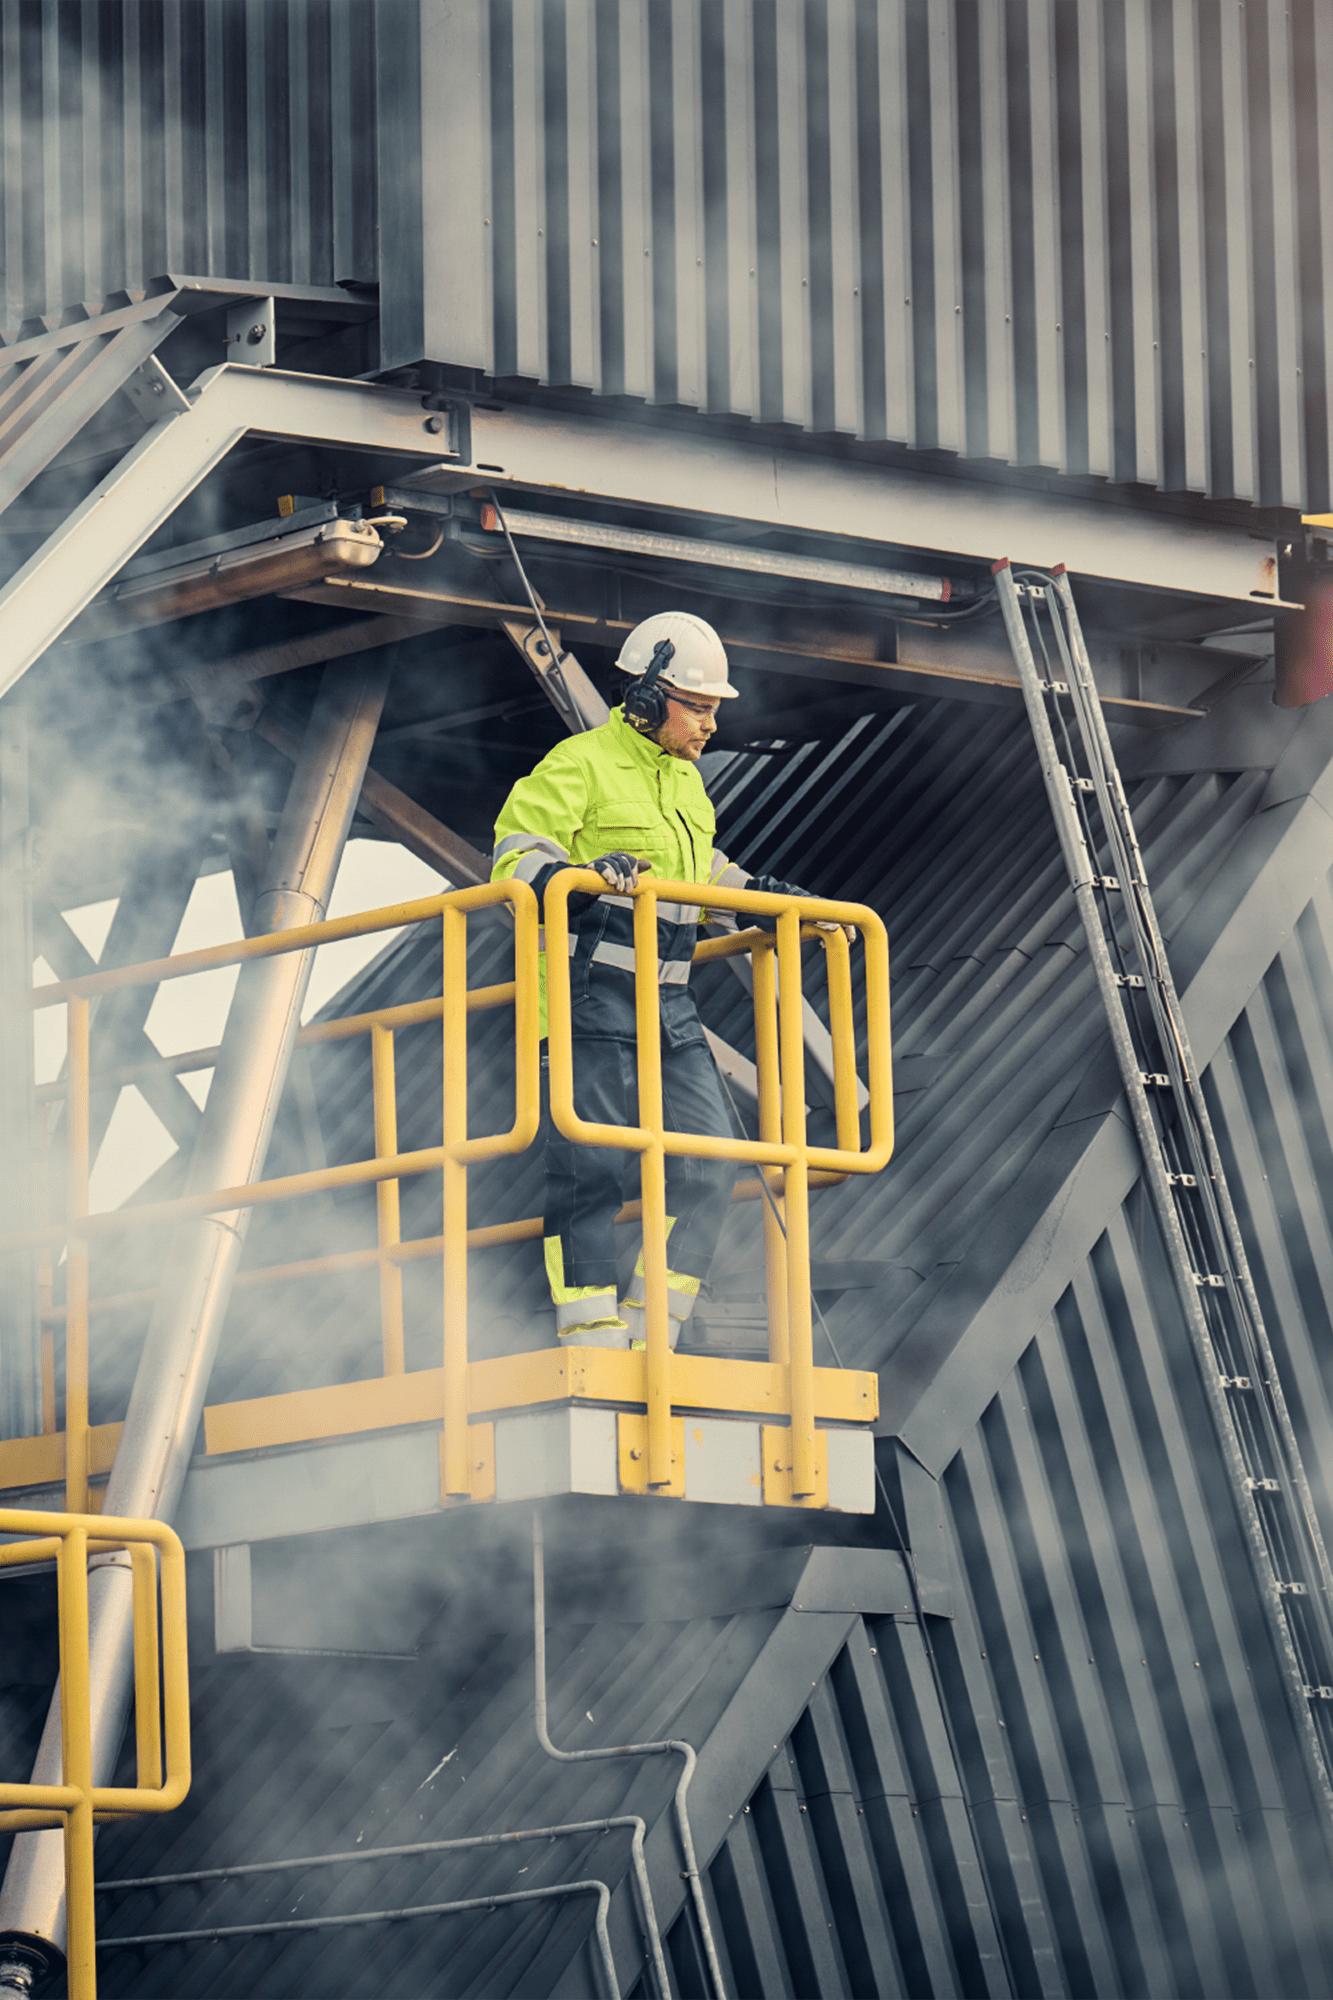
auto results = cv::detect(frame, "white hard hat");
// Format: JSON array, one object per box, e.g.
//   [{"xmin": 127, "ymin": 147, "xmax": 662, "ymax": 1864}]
[{"xmin": 615, "ymin": 611, "xmax": 739, "ymax": 698}]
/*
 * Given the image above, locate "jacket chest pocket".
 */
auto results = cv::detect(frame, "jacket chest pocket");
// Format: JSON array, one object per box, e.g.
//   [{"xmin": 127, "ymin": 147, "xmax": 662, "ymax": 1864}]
[{"xmin": 586, "ymin": 805, "xmax": 674, "ymax": 868}]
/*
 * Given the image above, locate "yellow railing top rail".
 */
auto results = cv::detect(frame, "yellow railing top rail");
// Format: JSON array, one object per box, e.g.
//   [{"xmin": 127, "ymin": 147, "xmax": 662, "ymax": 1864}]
[{"xmin": 3, "ymin": 882, "xmax": 525, "ymax": 1012}]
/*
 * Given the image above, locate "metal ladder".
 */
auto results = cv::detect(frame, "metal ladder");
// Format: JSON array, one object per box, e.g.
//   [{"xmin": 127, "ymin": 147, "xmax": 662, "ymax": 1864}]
[{"xmin": 995, "ymin": 558, "xmax": 1333, "ymax": 1820}]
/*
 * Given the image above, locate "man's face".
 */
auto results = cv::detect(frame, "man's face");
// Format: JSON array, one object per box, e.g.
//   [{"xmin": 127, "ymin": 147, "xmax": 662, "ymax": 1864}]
[{"xmin": 654, "ymin": 689, "xmax": 721, "ymax": 761}]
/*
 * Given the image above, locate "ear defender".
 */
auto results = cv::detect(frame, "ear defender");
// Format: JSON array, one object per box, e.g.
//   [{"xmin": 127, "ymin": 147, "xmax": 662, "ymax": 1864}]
[{"xmin": 622, "ymin": 637, "xmax": 676, "ymax": 733}]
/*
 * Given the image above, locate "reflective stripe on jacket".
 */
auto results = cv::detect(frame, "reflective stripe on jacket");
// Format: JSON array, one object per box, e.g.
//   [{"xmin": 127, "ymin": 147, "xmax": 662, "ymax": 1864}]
[{"xmin": 491, "ymin": 706, "xmax": 750, "ymax": 1040}]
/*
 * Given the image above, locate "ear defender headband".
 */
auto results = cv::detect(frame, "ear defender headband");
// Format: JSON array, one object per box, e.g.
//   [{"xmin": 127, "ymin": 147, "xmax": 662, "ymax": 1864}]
[{"xmin": 623, "ymin": 637, "xmax": 676, "ymax": 733}]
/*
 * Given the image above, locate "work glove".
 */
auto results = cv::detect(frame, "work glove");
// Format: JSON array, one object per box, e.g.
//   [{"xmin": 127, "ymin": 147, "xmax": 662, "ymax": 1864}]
[
  {"xmin": 748, "ymin": 874, "xmax": 857, "ymax": 943},
  {"xmin": 567, "ymin": 852, "xmax": 653, "ymax": 917},
  {"xmin": 590, "ymin": 852, "xmax": 651, "ymax": 895}
]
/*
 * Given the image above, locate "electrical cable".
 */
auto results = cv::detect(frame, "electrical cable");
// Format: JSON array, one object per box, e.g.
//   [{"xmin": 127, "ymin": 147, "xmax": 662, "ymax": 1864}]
[
  {"xmin": 391, "ymin": 518, "xmax": 446, "ymax": 560},
  {"xmin": 486, "ymin": 490, "xmax": 588, "ymax": 732}
]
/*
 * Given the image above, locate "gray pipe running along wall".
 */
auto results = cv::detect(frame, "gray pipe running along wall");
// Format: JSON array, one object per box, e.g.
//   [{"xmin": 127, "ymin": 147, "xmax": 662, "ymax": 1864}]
[{"xmin": 0, "ymin": 657, "xmax": 391, "ymax": 1968}]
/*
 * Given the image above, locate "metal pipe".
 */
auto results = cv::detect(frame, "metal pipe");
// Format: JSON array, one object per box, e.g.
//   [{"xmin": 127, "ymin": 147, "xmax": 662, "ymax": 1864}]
[
  {"xmin": 97, "ymin": 1816, "xmax": 665, "ymax": 1999},
  {"xmin": 0, "ymin": 710, "xmax": 41, "ymax": 1443},
  {"xmin": 97, "ymin": 1883, "xmax": 621, "ymax": 2000},
  {"xmin": 0, "ymin": 658, "xmax": 390, "ymax": 1966},
  {"xmin": 533, "ymin": 1512, "xmax": 725, "ymax": 2000}
]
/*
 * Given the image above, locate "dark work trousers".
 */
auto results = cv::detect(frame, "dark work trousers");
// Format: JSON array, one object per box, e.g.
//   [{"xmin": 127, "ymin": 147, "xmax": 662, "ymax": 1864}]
[{"xmin": 541, "ymin": 1036, "xmax": 738, "ymax": 1293}]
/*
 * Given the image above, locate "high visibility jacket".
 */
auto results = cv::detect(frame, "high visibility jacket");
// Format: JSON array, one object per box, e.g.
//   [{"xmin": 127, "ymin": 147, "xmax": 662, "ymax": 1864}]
[{"xmin": 492, "ymin": 705, "xmax": 767, "ymax": 1043}]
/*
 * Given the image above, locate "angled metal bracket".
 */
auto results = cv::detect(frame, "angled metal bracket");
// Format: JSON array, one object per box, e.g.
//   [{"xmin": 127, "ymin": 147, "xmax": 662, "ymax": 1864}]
[
  {"xmin": 499, "ymin": 616, "xmax": 609, "ymax": 732},
  {"xmin": 0, "ymin": 295, "xmax": 185, "ymax": 520},
  {"xmin": 119, "ymin": 355, "xmax": 192, "ymax": 423},
  {"xmin": 0, "ymin": 367, "xmax": 468, "ymax": 700}
]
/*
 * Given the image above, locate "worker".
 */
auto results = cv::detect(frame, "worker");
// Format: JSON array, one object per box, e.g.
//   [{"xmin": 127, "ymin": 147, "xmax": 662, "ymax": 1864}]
[{"xmin": 492, "ymin": 610, "xmax": 845, "ymax": 1351}]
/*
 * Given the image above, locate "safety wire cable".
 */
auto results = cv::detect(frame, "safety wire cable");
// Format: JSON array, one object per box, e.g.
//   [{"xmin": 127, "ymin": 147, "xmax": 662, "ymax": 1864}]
[
  {"xmin": 712, "ymin": 1066, "xmax": 1024, "ymax": 1996},
  {"xmin": 997, "ymin": 562, "xmax": 1333, "ymax": 1824},
  {"xmin": 487, "ymin": 490, "xmax": 589, "ymax": 733}
]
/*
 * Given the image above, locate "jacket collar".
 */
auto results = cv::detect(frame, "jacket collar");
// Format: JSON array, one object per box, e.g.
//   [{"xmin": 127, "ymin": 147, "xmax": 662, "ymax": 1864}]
[{"xmin": 608, "ymin": 704, "xmax": 678, "ymax": 773}]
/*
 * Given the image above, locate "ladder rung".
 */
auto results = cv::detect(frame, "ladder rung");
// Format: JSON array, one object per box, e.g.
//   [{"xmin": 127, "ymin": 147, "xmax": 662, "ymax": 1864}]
[
  {"xmin": 1244, "ymin": 1477, "xmax": 1280, "ymax": 1493},
  {"xmin": 1276, "ymin": 1581, "xmax": 1309, "ymax": 1596},
  {"xmin": 1219, "ymin": 1374, "xmax": 1252, "ymax": 1390}
]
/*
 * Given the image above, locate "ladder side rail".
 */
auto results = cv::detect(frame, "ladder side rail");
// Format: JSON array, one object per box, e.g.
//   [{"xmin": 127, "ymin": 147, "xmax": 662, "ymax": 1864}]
[
  {"xmin": 994, "ymin": 561, "xmax": 1333, "ymax": 1816},
  {"xmin": 1047, "ymin": 573, "xmax": 1333, "ymax": 1619}
]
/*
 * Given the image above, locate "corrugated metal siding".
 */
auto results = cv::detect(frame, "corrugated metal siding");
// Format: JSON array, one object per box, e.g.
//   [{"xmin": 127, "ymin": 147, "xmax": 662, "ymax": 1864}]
[
  {"xmin": 692, "ymin": 702, "xmax": 1264, "ymax": 1369},
  {"xmin": 933, "ymin": 1213, "xmax": 1333, "ymax": 2000},
  {"xmin": 6, "ymin": 2, "xmax": 1333, "ymax": 509},
  {"xmin": 397, "ymin": 0, "xmax": 1333, "ymax": 509},
  {"xmin": 0, "ymin": 0, "xmax": 378, "ymax": 335}
]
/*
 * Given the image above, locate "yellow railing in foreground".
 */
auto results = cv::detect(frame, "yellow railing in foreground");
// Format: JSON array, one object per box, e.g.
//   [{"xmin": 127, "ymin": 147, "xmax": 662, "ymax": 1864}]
[
  {"xmin": 0, "ymin": 1508, "xmax": 190, "ymax": 2000},
  {"xmin": 0, "ymin": 881, "xmax": 541, "ymax": 1510},
  {"xmin": 0, "ymin": 871, "xmax": 891, "ymax": 1513},
  {"xmin": 544, "ymin": 873, "xmax": 893, "ymax": 1497}
]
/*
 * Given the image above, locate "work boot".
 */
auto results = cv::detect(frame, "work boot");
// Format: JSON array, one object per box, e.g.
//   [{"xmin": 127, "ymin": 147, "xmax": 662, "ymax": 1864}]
[
  {"xmin": 557, "ymin": 1315, "xmax": 630, "ymax": 1350},
  {"xmin": 620, "ymin": 1302, "xmax": 683, "ymax": 1351}
]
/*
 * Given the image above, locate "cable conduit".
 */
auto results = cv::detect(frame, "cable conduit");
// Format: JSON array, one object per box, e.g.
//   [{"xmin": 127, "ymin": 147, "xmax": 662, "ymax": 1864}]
[
  {"xmin": 97, "ymin": 1818, "xmax": 666, "ymax": 1997},
  {"xmin": 533, "ymin": 1510, "xmax": 727, "ymax": 2000}
]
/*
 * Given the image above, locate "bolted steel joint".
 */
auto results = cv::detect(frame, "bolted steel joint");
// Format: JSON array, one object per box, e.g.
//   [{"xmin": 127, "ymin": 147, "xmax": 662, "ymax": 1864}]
[{"xmin": 0, "ymin": 1938, "xmax": 61, "ymax": 1996}]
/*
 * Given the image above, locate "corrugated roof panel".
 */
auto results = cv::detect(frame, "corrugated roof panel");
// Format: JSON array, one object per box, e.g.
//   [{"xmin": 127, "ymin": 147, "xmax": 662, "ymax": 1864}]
[{"xmin": 6, "ymin": 3, "xmax": 1333, "ymax": 507}]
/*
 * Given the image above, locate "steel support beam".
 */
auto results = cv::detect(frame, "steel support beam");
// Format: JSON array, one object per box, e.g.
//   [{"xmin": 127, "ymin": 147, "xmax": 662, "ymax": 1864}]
[
  {"xmin": 413, "ymin": 402, "xmax": 1286, "ymax": 606},
  {"xmin": 0, "ymin": 712, "xmax": 40, "ymax": 1440},
  {"xmin": 0, "ymin": 361, "xmax": 1286, "ymax": 719},
  {"xmin": 0, "ymin": 659, "xmax": 390, "ymax": 1971},
  {"xmin": 0, "ymin": 297, "xmax": 184, "ymax": 519},
  {"xmin": 0, "ymin": 367, "xmax": 465, "ymax": 701}
]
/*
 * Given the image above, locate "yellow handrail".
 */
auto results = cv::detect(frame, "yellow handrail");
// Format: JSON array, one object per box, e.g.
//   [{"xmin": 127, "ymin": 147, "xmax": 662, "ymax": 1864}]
[
  {"xmin": 0, "ymin": 881, "xmax": 540, "ymax": 1511},
  {"xmin": 0, "ymin": 1508, "xmax": 190, "ymax": 2000},
  {"xmin": 543, "ymin": 874, "xmax": 893, "ymax": 1496},
  {"xmin": 0, "ymin": 872, "xmax": 891, "ymax": 1514}
]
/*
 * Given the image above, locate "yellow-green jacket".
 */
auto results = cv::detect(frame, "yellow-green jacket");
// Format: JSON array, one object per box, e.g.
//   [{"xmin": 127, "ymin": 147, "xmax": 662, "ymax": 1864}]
[{"xmin": 491, "ymin": 706, "xmax": 754, "ymax": 1042}]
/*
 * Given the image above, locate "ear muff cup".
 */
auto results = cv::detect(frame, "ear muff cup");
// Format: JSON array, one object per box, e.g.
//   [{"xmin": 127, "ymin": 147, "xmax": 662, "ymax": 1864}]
[{"xmin": 622, "ymin": 638, "xmax": 675, "ymax": 732}]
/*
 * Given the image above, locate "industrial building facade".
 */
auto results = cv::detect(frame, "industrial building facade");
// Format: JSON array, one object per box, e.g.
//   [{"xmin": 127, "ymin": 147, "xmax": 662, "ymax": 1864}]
[{"xmin": 3, "ymin": 3, "xmax": 1333, "ymax": 1995}]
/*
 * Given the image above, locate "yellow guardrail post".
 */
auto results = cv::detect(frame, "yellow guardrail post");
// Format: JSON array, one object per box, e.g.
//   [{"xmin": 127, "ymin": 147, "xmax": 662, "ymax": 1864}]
[
  {"xmin": 820, "ymin": 926, "xmax": 862, "ymax": 1153},
  {"xmin": 0, "ymin": 1508, "xmax": 191, "ymax": 2000},
  {"xmin": 440, "ymin": 900, "xmax": 470, "ymax": 1496},
  {"xmin": 632, "ymin": 884, "xmax": 676, "ymax": 1490},
  {"xmin": 58, "ymin": 1519, "xmax": 95, "ymax": 1997},
  {"xmin": 545, "ymin": 872, "xmax": 893, "ymax": 1505},
  {"xmin": 371, "ymin": 1022, "xmax": 406, "ymax": 1376},
  {"xmin": 751, "ymin": 939, "xmax": 789, "ymax": 1367},
  {"xmin": 775, "ymin": 909, "xmax": 818, "ymax": 1498},
  {"xmin": 65, "ymin": 993, "xmax": 91, "ymax": 1518}
]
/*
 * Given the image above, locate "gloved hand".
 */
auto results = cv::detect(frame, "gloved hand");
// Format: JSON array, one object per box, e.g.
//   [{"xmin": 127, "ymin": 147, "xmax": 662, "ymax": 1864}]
[
  {"xmin": 747, "ymin": 873, "xmax": 856, "ymax": 942},
  {"xmin": 590, "ymin": 852, "xmax": 651, "ymax": 895}
]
